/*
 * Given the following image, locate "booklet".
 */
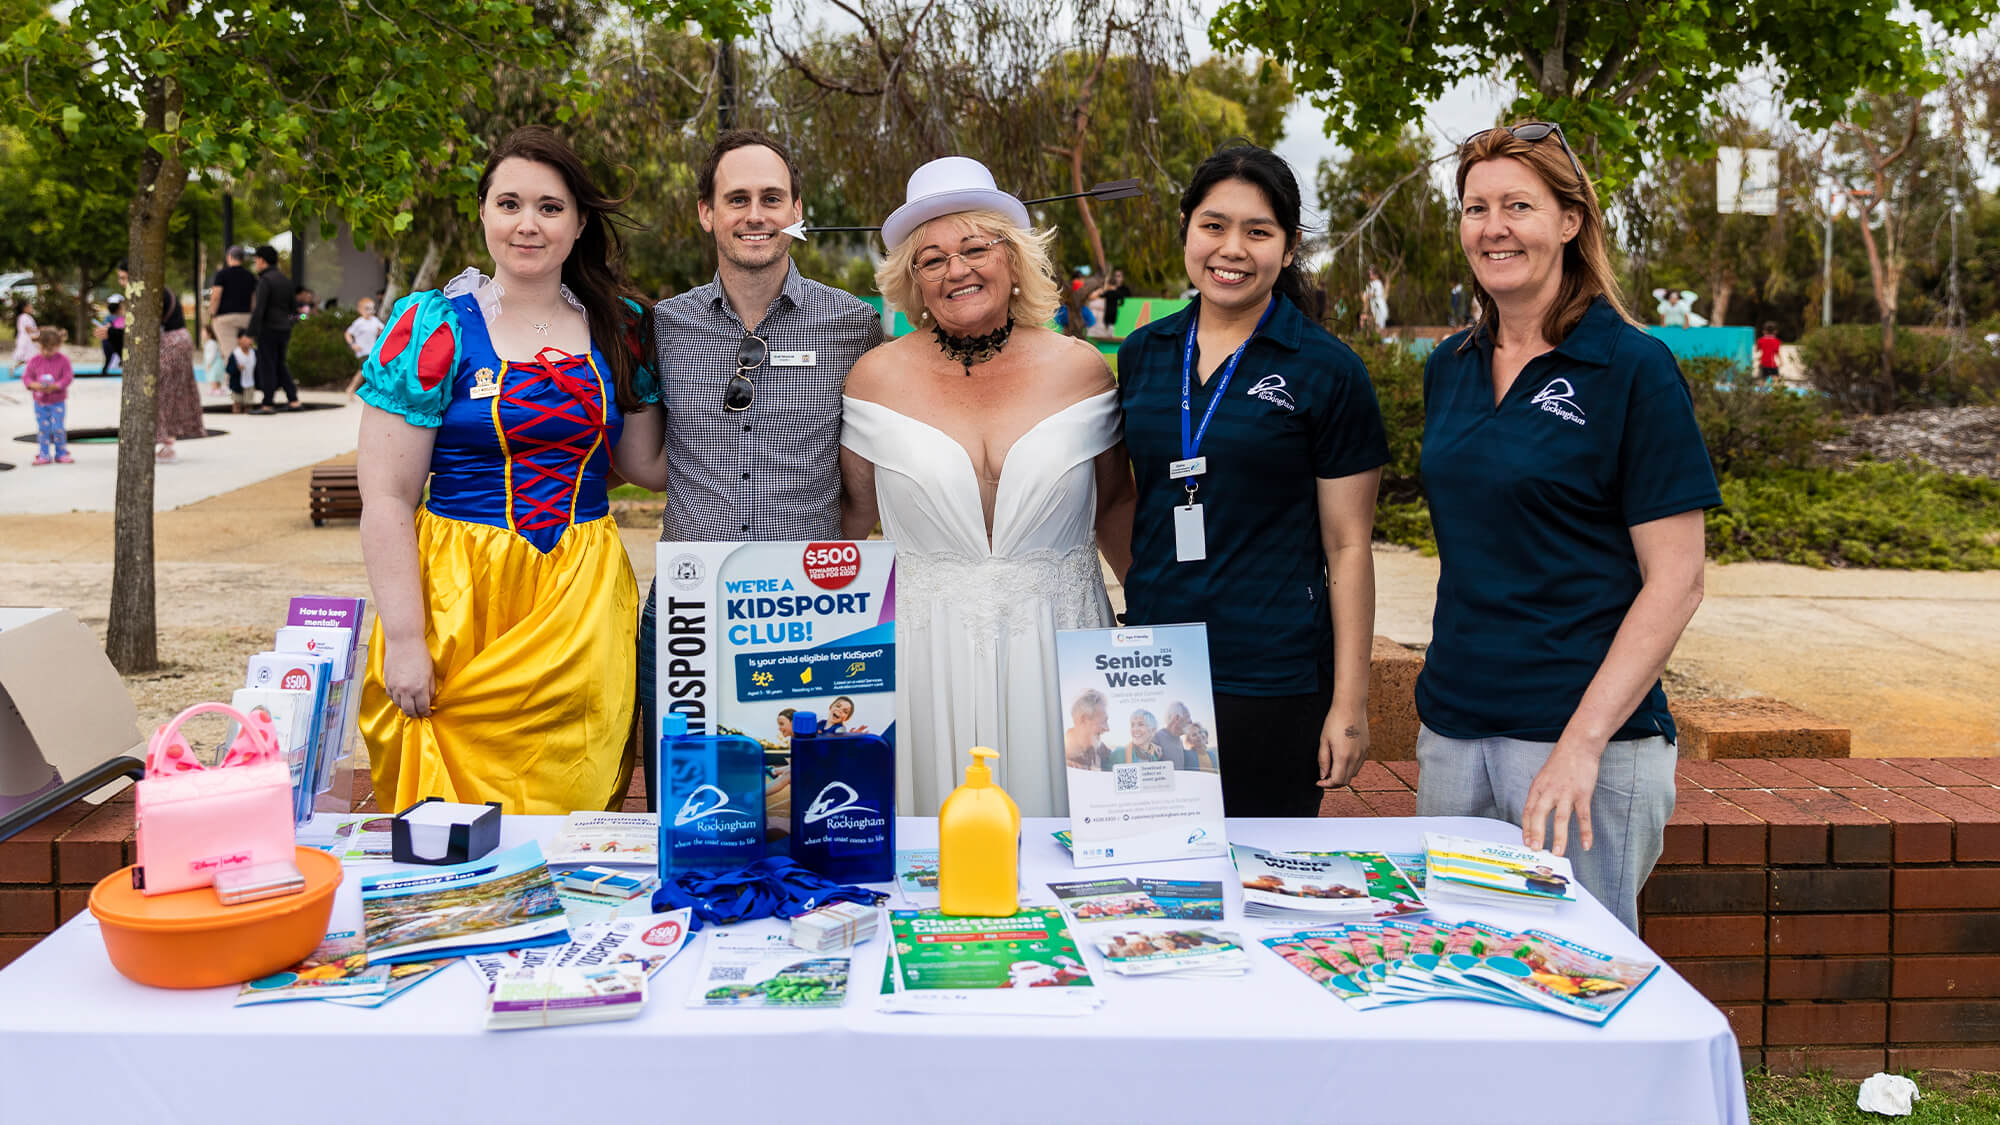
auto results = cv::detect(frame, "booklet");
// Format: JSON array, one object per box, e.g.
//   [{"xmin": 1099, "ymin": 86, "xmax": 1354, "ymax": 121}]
[
  {"xmin": 1463, "ymin": 929, "xmax": 1661, "ymax": 1024},
  {"xmin": 235, "ymin": 930, "xmax": 389, "ymax": 1005},
  {"xmin": 879, "ymin": 908, "xmax": 1101, "ymax": 1016},
  {"xmin": 689, "ymin": 930, "xmax": 852, "ymax": 1009},
  {"xmin": 1047, "ymin": 878, "xmax": 1167, "ymax": 924},
  {"xmin": 1088, "ymin": 926, "xmax": 1250, "ymax": 977},
  {"xmin": 1288, "ymin": 850, "xmax": 1429, "ymax": 919},
  {"xmin": 361, "ymin": 841, "xmax": 570, "ymax": 965},
  {"xmin": 1423, "ymin": 832, "xmax": 1578, "ymax": 911},
  {"xmin": 321, "ymin": 958, "xmax": 453, "ymax": 1008},
  {"xmin": 1232, "ymin": 844, "xmax": 1379, "ymax": 920},
  {"xmin": 1055, "ymin": 623, "xmax": 1228, "ymax": 867},
  {"xmin": 303, "ymin": 813, "xmax": 397, "ymax": 863},
  {"xmin": 1137, "ymin": 878, "xmax": 1225, "ymax": 921},
  {"xmin": 468, "ymin": 913, "xmax": 691, "ymax": 990},
  {"xmin": 544, "ymin": 812, "xmax": 660, "ymax": 866}
]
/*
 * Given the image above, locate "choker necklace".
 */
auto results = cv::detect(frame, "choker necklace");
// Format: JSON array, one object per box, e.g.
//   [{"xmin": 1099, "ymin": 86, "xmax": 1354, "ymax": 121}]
[{"xmin": 933, "ymin": 318, "xmax": 1014, "ymax": 376}]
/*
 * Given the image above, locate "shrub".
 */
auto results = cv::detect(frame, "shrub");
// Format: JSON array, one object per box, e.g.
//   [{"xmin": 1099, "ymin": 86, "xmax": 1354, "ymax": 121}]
[
  {"xmin": 32, "ymin": 287, "xmax": 79, "ymax": 342},
  {"xmin": 287, "ymin": 312, "xmax": 360, "ymax": 388},
  {"xmin": 1798, "ymin": 324, "xmax": 2000, "ymax": 413},
  {"xmin": 1681, "ymin": 357, "xmax": 1844, "ymax": 477},
  {"xmin": 1706, "ymin": 462, "xmax": 2000, "ymax": 569},
  {"xmin": 1347, "ymin": 337, "xmax": 1427, "ymax": 506}
]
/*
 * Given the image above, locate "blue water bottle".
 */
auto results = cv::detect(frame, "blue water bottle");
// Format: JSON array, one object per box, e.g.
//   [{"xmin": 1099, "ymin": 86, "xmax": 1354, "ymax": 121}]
[
  {"xmin": 658, "ymin": 712, "xmax": 766, "ymax": 874},
  {"xmin": 787, "ymin": 710, "xmax": 895, "ymax": 883}
]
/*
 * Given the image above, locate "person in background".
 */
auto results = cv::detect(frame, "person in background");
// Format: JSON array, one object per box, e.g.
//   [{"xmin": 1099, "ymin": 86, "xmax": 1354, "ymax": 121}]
[
  {"xmin": 343, "ymin": 297, "xmax": 385, "ymax": 397},
  {"xmin": 1754, "ymin": 322, "xmax": 1782, "ymax": 387},
  {"xmin": 98, "ymin": 294, "xmax": 125, "ymax": 374},
  {"xmin": 200, "ymin": 322, "xmax": 228, "ymax": 397},
  {"xmin": 117, "ymin": 262, "xmax": 204, "ymax": 463},
  {"xmin": 295, "ymin": 288, "xmax": 317, "ymax": 319},
  {"xmin": 1658, "ymin": 290, "xmax": 1690, "ymax": 328},
  {"xmin": 1365, "ymin": 265, "xmax": 1390, "ymax": 337},
  {"xmin": 1117, "ymin": 144, "xmax": 1388, "ymax": 817},
  {"xmin": 11, "ymin": 299, "xmax": 38, "ymax": 377},
  {"xmin": 22, "ymin": 326, "xmax": 73, "ymax": 464},
  {"xmin": 247, "ymin": 245, "xmax": 299, "ymax": 413},
  {"xmin": 207, "ymin": 245, "xmax": 259, "ymax": 406},
  {"xmin": 225, "ymin": 329, "xmax": 257, "ymax": 411},
  {"xmin": 1417, "ymin": 122, "xmax": 1719, "ymax": 932},
  {"xmin": 1098, "ymin": 269, "xmax": 1131, "ymax": 332},
  {"xmin": 1449, "ymin": 280, "xmax": 1468, "ymax": 327}
]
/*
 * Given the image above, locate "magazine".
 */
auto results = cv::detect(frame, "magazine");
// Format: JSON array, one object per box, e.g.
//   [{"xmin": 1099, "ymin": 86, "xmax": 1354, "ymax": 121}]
[
  {"xmin": 1056, "ymin": 624, "xmax": 1228, "ymax": 867},
  {"xmin": 879, "ymin": 908, "xmax": 1101, "ymax": 1016},
  {"xmin": 689, "ymin": 930, "xmax": 851, "ymax": 1009},
  {"xmin": 468, "ymin": 913, "xmax": 691, "ymax": 990},
  {"xmin": 1088, "ymin": 926, "xmax": 1249, "ymax": 977},
  {"xmin": 1137, "ymin": 878, "xmax": 1225, "ymax": 921},
  {"xmin": 1047, "ymin": 878, "xmax": 1167, "ymax": 924},
  {"xmin": 1462, "ymin": 929, "xmax": 1661, "ymax": 1024},
  {"xmin": 235, "ymin": 930, "xmax": 389, "ymax": 1005},
  {"xmin": 321, "ymin": 958, "xmax": 453, "ymax": 1008},
  {"xmin": 1423, "ymin": 832, "xmax": 1578, "ymax": 910},
  {"xmin": 361, "ymin": 841, "xmax": 570, "ymax": 965},
  {"xmin": 1231, "ymin": 844, "xmax": 1378, "ymax": 920},
  {"xmin": 1287, "ymin": 850, "xmax": 1429, "ymax": 919},
  {"xmin": 544, "ymin": 812, "xmax": 660, "ymax": 866}
]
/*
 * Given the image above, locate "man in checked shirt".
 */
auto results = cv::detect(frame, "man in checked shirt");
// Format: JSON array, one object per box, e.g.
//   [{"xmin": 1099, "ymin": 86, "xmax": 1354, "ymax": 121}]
[{"xmin": 637, "ymin": 129, "xmax": 883, "ymax": 807}]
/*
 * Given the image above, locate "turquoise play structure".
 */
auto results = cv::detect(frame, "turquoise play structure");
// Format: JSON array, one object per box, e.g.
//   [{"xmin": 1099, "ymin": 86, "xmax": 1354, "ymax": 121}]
[{"xmin": 1644, "ymin": 326, "xmax": 1753, "ymax": 371}]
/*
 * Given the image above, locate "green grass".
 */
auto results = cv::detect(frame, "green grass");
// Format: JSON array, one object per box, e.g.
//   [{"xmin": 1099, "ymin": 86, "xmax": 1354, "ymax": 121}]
[
  {"xmin": 1745, "ymin": 1069, "xmax": 2000, "ymax": 1124},
  {"xmin": 609, "ymin": 483, "xmax": 665, "ymax": 501}
]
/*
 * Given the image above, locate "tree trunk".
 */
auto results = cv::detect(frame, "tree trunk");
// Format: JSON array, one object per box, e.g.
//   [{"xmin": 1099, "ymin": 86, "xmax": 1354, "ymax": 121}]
[
  {"xmin": 106, "ymin": 72, "xmax": 189, "ymax": 674},
  {"xmin": 1712, "ymin": 273, "xmax": 1735, "ymax": 328},
  {"xmin": 409, "ymin": 236, "xmax": 445, "ymax": 294},
  {"xmin": 76, "ymin": 261, "xmax": 90, "ymax": 344}
]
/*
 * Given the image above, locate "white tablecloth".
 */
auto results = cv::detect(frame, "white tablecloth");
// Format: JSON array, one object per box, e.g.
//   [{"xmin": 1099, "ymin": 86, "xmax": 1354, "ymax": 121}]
[{"xmin": 0, "ymin": 815, "xmax": 1747, "ymax": 1125}]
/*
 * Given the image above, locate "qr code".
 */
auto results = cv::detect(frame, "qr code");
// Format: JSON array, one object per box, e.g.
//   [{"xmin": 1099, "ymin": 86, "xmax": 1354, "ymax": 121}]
[
  {"xmin": 707, "ymin": 966, "xmax": 748, "ymax": 982},
  {"xmin": 1113, "ymin": 764, "xmax": 1140, "ymax": 792}
]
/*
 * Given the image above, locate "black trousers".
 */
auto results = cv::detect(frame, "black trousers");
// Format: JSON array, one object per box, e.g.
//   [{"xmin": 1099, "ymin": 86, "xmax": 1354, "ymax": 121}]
[
  {"xmin": 1214, "ymin": 679, "xmax": 1334, "ymax": 818},
  {"xmin": 256, "ymin": 327, "xmax": 298, "ymax": 405}
]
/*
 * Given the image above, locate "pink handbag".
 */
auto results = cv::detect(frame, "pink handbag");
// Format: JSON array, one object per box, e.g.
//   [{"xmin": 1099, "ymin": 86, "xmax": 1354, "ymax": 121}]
[{"xmin": 133, "ymin": 703, "xmax": 297, "ymax": 896}]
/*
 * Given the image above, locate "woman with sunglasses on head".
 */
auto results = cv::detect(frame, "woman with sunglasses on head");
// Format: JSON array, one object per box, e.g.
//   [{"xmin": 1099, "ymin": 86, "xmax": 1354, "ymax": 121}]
[
  {"xmin": 1416, "ymin": 123, "xmax": 1720, "ymax": 931},
  {"xmin": 1118, "ymin": 145, "xmax": 1388, "ymax": 818},
  {"xmin": 839, "ymin": 157, "xmax": 1136, "ymax": 818},
  {"xmin": 355, "ymin": 125, "xmax": 666, "ymax": 815}
]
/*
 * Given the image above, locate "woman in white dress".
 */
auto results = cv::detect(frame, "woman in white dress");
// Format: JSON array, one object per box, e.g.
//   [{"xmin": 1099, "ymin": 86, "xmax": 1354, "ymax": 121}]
[{"xmin": 839, "ymin": 157, "xmax": 1136, "ymax": 818}]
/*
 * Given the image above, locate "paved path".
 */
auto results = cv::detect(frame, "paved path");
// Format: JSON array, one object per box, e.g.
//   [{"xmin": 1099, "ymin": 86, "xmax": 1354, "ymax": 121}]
[{"xmin": 1, "ymin": 407, "xmax": 1993, "ymax": 757}]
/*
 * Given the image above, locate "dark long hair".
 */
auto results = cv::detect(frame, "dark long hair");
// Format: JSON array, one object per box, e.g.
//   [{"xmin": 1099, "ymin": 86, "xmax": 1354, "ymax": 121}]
[
  {"xmin": 1178, "ymin": 145, "xmax": 1324, "ymax": 321},
  {"xmin": 478, "ymin": 126, "xmax": 647, "ymax": 413}
]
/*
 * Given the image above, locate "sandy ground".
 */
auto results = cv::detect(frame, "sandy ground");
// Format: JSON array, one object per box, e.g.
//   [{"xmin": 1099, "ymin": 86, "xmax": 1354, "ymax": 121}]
[{"xmin": 2, "ymin": 457, "xmax": 1996, "ymax": 757}]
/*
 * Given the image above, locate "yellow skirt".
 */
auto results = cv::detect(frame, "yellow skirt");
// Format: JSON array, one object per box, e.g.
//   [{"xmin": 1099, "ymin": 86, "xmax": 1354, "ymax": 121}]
[{"xmin": 361, "ymin": 509, "xmax": 637, "ymax": 815}]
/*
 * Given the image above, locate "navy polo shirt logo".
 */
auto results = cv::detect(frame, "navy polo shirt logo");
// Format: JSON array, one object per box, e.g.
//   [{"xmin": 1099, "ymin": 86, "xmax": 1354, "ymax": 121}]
[
  {"xmin": 1530, "ymin": 377, "xmax": 1587, "ymax": 426},
  {"xmin": 1243, "ymin": 373, "xmax": 1296, "ymax": 412}
]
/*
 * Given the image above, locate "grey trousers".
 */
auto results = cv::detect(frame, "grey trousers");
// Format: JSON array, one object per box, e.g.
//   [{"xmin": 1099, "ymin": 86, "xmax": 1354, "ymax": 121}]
[{"xmin": 1414, "ymin": 724, "xmax": 1677, "ymax": 933}]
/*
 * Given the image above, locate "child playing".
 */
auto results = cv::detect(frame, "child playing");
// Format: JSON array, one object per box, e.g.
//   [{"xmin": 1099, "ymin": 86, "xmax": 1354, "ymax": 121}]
[
  {"xmin": 342, "ymin": 297, "xmax": 384, "ymax": 397},
  {"xmin": 22, "ymin": 327, "xmax": 74, "ymax": 464},
  {"xmin": 1754, "ymin": 322, "xmax": 1782, "ymax": 387},
  {"xmin": 225, "ymin": 329, "xmax": 256, "ymax": 413},
  {"xmin": 96, "ymin": 296, "xmax": 125, "ymax": 374},
  {"xmin": 11, "ymin": 299, "xmax": 37, "ymax": 377}
]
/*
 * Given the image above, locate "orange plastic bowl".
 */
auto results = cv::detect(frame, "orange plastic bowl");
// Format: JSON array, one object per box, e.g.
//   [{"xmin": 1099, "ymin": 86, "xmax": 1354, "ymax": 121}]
[{"xmin": 88, "ymin": 846, "xmax": 342, "ymax": 989}]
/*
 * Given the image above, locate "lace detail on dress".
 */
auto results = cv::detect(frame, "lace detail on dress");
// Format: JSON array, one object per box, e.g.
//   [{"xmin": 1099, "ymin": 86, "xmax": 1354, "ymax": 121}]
[
  {"xmin": 895, "ymin": 543, "xmax": 1111, "ymax": 633},
  {"xmin": 441, "ymin": 268, "xmax": 586, "ymax": 327}
]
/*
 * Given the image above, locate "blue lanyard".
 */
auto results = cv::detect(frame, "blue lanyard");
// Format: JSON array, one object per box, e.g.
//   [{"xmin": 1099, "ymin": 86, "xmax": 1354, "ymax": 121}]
[{"xmin": 1180, "ymin": 296, "xmax": 1276, "ymax": 463}]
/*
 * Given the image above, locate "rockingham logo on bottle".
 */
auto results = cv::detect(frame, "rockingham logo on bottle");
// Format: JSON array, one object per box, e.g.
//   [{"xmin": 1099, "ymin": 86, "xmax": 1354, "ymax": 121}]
[
  {"xmin": 672, "ymin": 784, "xmax": 757, "ymax": 835},
  {"xmin": 802, "ymin": 780, "xmax": 879, "ymax": 828}
]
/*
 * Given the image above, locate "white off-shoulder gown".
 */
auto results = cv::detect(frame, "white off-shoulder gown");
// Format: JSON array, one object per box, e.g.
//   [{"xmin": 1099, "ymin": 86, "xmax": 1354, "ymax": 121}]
[{"xmin": 841, "ymin": 390, "xmax": 1120, "ymax": 818}]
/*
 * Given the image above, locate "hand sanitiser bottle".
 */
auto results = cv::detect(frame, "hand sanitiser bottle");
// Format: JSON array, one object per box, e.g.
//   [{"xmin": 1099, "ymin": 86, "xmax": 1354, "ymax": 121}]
[
  {"xmin": 787, "ymin": 711, "xmax": 895, "ymax": 883},
  {"xmin": 658, "ymin": 713, "xmax": 765, "ymax": 875},
  {"xmin": 938, "ymin": 747, "xmax": 1020, "ymax": 917}
]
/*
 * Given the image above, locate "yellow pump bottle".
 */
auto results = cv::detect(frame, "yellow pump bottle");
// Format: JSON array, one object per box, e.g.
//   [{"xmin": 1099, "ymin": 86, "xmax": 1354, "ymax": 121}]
[{"xmin": 938, "ymin": 747, "xmax": 1020, "ymax": 917}]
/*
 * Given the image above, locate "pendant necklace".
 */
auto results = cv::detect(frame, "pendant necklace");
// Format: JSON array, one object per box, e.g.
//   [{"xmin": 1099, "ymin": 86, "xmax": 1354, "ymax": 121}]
[
  {"xmin": 933, "ymin": 317, "xmax": 1014, "ymax": 376},
  {"xmin": 532, "ymin": 321, "xmax": 551, "ymax": 335}
]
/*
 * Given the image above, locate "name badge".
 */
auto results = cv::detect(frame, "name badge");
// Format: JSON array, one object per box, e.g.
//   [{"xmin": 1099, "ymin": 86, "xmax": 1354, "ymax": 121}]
[
  {"xmin": 771, "ymin": 351, "xmax": 817, "ymax": 367},
  {"xmin": 1174, "ymin": 503, "xmax": 1206, "ymax": 563},
  {"xmin": 1168, "ymin": 456, "xmax": 1206, "ymax": 480},
  {"xmin": 469, "ymin": 367, "xmax": 500, "ymax": 400}
]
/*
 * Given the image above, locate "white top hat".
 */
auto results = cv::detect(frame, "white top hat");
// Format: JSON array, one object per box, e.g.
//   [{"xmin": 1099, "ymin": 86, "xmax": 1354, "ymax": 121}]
[{"xmin": 880, "ymin": 157, "xmax": 1031, "ymax": 249}]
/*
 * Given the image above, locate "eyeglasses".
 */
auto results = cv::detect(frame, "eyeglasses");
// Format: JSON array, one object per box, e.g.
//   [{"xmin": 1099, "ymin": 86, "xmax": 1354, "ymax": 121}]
[
  {"xmin": 913, "ymin": 238, "xmax": 1004, "ymax": 281},
  {"xmin": 1462, "ymin": 122, "xmax": 1586, "ymax": 185},
  {"xmin": 724, "ymin": 333, "xmax": 767, "ymax": 412}
]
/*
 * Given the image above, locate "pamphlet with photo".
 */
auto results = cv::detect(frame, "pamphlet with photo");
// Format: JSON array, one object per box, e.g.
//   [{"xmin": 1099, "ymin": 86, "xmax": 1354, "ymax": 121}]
[{"xmin": 1056, "ymin": 623, "xmax": 1226, "ymax": 867}]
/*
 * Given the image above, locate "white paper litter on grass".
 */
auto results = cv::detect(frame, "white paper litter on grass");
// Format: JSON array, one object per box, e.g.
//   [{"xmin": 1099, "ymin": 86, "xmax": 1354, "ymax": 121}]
[{"xmin": 1856, "ymin": 1073, "xmax": 1919, "ymax": 1117}]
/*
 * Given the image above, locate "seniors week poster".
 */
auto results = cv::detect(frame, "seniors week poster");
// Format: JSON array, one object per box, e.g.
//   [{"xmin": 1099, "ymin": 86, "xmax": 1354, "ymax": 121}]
[
  {"xmin": 655, "ymin": 541, "xmax": 897, "ymax": 851},
  {"xmin": 1056, "ymin": 623, "xmax": 1227, "ymax": 867}
]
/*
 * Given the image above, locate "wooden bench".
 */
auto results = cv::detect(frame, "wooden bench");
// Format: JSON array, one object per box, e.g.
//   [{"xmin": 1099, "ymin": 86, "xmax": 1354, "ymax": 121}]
[{"xmin": 309, "ymin": 464, "xmax": 362, "ymax": 526}]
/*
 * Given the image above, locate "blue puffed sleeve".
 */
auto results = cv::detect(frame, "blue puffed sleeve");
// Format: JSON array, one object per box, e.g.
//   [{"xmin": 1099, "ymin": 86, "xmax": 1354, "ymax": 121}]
[
  {"xmin": 619, "ymin": 296, "xmax": 660, "ymax": 405},
  {"xmin": 355, "ymin": 290, "xmax": 462, "ymax": 428}
]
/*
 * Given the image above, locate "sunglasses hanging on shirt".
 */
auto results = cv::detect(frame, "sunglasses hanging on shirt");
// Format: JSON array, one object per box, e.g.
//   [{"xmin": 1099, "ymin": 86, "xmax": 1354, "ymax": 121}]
[{"xmin": 724, "ymin": 333, "xmax": 768, "ymax": 412}]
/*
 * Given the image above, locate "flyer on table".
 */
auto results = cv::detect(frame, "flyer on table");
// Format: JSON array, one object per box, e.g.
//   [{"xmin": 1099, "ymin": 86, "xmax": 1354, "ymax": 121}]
[
  {"xmin": 656, "ymin": 540, "xmax": 897, "ymax": 850},
  {"xmin": 1055, "ymin": 623, "xmax": 1226, "ymax": 867}
]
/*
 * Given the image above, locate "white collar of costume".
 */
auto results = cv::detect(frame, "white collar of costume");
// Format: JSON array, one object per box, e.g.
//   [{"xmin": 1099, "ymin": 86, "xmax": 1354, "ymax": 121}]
[{"xmin": 442, "ymin": 267, "xmax": 585, "ymax": 328}]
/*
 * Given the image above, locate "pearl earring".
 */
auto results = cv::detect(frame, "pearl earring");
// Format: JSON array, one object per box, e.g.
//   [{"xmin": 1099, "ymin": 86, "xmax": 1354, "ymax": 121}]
[
  {"xmin": 921, "ymin": 309, "xmax": 930, "ymax": 320},
  {"xmin": 1012, "ymin": 285, "xmax": 1020, "ymax": 295}
]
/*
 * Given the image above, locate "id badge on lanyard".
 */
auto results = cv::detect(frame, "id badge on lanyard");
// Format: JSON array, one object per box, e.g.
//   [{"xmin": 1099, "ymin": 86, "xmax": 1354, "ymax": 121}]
[{"xmin": 1176, "ymin": 296, "xmax": 1275, "ymax": 562}]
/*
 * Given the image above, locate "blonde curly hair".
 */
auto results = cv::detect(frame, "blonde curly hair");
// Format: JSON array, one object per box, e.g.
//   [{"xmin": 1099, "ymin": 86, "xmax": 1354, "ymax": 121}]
[{"xmin": 876, "ymin": 208, "xmax": 1061, "ymax": 327}]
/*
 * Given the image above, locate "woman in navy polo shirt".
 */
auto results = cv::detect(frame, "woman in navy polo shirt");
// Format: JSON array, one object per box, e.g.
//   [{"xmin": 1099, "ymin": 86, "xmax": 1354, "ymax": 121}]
[
  {"xmin": 1416, "ymin": 123, "xmax": 1720, "ymax": 930},
  {"xmin": 1118, "ymin": 146, "xmax": 1389, "ymax": 817}
]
